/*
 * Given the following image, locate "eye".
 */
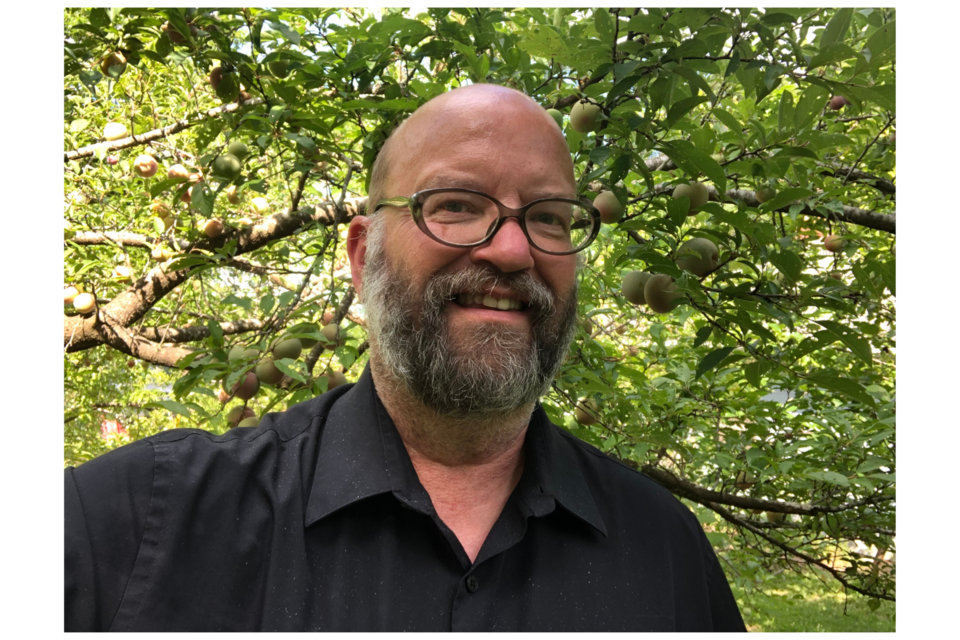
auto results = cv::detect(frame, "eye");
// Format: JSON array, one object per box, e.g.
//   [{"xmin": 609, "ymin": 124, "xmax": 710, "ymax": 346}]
[{"xmin": 531, "ymin": 212, "xmax": 565, "ymax": 227}]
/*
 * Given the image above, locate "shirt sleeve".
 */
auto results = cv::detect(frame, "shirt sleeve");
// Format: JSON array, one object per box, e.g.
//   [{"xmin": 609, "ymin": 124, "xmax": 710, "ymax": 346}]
[
  {"xmin": 64, "ymin": 439, "xmax": 157, "ymax": 631},
  {"xmin": 698, "ymin": 526, "xmax": 747, "ymax": 632}
]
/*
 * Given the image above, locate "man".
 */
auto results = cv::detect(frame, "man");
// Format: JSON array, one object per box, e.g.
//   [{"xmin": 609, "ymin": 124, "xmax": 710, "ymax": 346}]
[{"xmin": 65, "ymin": 84, "xmax": 746, "ymax": 632}]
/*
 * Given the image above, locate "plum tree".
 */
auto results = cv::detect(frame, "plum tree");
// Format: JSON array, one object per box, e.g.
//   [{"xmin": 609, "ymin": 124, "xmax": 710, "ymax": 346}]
[
  {"xmin": 254, "ymin": 357, "xmax": 285, "ymax": 385},
  {"xmin": 224, "ymin": 372, "xmax": 260, "ymax": 401},
  {"xmin": 73, "ymin": 293, "xmax": 96, "ymax": 315},
  {"xmin": 574, "ymin": 398, "xmax": 601, "ymax": 425},
  {"xmin": 273, "ymin": 338, "xmax": 303, "ymax": 360},
  {"xmin": 212, "ymin": 154, "xmax": 242, "ymax": 181},
  {"xmin": 100, "ymin": 51, "xmax": 127, "ymax": 76},
  {"xmin": 754, "ymin": 187, "xmax": 776, "ymax": 203},
  {"xmin": 828, "ymin": 95, "xmax": 849, "ymax": 110}
]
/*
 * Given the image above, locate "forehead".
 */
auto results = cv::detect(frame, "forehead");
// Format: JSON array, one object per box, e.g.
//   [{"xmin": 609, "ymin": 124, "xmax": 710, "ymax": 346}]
[{"xmin": 387, "ymin": 90, "xmax": 576, "ymax": 199}]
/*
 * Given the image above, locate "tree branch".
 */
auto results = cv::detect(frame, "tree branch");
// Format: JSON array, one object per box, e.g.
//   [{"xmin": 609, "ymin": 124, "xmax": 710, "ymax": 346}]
[
  {"xmin": 64, "ymin": 96, "xmax": 265, "ymax": 162},
  {"xmin": 135, "ymin": 318, "xmax": 265, "ymax": 343}
]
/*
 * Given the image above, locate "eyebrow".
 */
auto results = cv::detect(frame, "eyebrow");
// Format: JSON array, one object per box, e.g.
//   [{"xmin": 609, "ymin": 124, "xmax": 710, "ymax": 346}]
[{"xmin": 418, "ymin": 174, "xmax": 578, "ymax": 201}]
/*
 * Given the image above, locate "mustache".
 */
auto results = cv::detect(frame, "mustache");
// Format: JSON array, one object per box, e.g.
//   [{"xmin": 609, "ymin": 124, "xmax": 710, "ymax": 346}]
[{"xmin": 420, "ymin": 266, "xmax": 557, "ymax": 317}]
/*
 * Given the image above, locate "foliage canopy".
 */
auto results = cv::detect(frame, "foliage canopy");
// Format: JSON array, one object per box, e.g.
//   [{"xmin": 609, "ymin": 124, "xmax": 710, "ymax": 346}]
[{"xmin": 63, "ymin": 7, "xmax": 896, "ymax": 606}]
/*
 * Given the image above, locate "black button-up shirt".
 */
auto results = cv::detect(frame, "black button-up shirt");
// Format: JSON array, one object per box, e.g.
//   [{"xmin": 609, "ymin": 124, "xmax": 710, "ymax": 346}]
[{"xmin": 65, "ymin": 365, "xmax": 745, "ymax": 632}]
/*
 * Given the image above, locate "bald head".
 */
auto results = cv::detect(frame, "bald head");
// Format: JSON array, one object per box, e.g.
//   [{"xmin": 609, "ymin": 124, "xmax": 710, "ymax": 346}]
[{"xmin": 367, "ymin": 84, "xmax": 572, "ymax": 211}]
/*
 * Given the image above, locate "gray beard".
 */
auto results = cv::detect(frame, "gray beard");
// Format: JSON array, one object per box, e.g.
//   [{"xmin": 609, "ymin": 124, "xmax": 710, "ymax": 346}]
[{"xmin": 361, "ymin": 220, "xmax": 578, "ymax": 418}]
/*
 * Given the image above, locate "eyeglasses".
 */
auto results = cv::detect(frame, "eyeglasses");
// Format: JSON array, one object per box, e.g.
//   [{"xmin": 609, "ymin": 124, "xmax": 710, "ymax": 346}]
[{"xmin": 373, "ymin": 188, "xmax": 601, "ymax": 255}]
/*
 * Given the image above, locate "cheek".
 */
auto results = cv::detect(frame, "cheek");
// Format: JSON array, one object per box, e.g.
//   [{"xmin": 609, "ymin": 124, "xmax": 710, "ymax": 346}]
[
  {"xmin": 386, "ymin": 217, "xmax": 466, "ymax": 283},
  {"xmin": 537, "ymin": 255, "xmax": 578, "ymax": 302}
]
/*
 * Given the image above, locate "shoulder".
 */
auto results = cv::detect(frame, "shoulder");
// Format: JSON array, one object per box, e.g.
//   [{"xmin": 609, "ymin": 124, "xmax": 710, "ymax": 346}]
[
  {"xmin": 68, "ymin": 384, "xmax": 352, "ymax": 496},
  {"xmin": 547, "ymin": 421, "xmax": 701, "ymax": 529}
]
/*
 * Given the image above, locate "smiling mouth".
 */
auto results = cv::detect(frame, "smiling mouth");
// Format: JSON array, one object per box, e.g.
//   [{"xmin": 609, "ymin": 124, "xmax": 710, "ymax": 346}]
[{"xmin": 451, "ymin": 292, "xmax": 528, "ymax": 311}]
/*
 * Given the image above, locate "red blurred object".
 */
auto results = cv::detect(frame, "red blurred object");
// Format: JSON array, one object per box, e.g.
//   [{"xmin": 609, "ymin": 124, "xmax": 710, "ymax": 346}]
[{"xmin": 100, "ymin": 417, "xmax": 129, "ymax": 438}]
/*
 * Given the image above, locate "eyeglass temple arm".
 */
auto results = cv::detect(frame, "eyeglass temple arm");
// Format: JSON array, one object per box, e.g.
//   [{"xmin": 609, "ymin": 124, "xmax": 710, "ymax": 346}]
[{"xmin": 373, "ymin": 197, "xmax": 413, "ymax": 212}]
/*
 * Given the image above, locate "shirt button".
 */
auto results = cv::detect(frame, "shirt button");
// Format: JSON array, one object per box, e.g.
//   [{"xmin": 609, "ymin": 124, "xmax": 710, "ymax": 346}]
[{"xmin": 466, "ymin": 576, "xmax": 479, "ymax": 593}]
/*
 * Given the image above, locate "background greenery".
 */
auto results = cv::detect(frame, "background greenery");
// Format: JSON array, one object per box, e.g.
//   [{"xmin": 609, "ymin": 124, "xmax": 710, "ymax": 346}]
[{"xmin": 62, "ymin": 7, "xmax": 896, "ymax": 628}]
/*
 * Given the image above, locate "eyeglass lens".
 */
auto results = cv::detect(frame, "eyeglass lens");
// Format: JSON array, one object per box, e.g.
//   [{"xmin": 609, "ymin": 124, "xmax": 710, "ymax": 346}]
[{"xmin": 419, "ymin": 191, "xmax": 595, "ymax": 253}]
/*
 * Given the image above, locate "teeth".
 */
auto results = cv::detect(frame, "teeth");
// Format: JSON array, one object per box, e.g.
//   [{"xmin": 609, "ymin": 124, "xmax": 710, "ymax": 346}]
[{"xmin": 455, "ymin": 293, "xmax": 523, "ymax": 310}]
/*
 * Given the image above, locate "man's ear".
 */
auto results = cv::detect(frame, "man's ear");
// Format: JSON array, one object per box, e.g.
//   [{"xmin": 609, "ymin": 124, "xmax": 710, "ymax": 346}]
[{"xmin": 347, "ymin": 216, "xmax": 372, "ymax": 300}]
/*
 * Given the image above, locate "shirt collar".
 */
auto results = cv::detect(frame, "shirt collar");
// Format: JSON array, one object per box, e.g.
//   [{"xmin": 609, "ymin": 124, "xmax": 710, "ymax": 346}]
[{"xmin": 305, "ymin": 364, "xmax": 606, "ymax": 537}]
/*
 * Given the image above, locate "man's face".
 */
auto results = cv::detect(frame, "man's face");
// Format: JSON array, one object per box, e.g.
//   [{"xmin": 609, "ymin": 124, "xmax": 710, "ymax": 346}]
[{"xmin": 350, "ymin": 87, "xmax": 581, "ymax": 416}]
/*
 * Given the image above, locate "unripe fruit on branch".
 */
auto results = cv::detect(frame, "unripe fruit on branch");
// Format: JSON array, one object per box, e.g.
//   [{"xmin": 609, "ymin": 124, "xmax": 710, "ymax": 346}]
[
  {"xmin": 100, "ymin": 51, "xmax": 127, "ymax": 76},
  {"xmin": 201, "ymin": 219, "xmax": 224, "ymax": 238},
  {"xmin": 215, "ymin": 71, "xmax": 240, "ymax": 103},
  {"xmin": 288, "ymin": 322, "xmax": 321, "ymax": 348},
  {"xmin": 320, "ymin": 324, "xmax": 340, "ymax": 349},
  {"xmin": 226, "ymin": 406, "xmax": 256, "ymax": 427},
  {"xmin": 545, "ymin": 108, "xmax": 564, "ymax": 128},
  {"xmin": 829, "ymin": 271, "xmax": 844, "ymax": 281},
  {"xmin": 151, "ymin": 245, "xmax": 175, "ymax": 261},
  {"xmin": 569, "ymin": 100, "xmax": 601, "ymax": 133},
  {"xmin": 675, "ymin": 237, "xmax": 719, "ymax": 277},
  {"xmin": 167, "ymin": 164, "xmax": 189, "ymax": 181},
  {"xmin": 224, "ymin": 372, "xmax": 260, "ymax": 401},
  {"xmin": 106, "ymin": 155, "xmax": 119, "ymax": 165},
  {"xmin": 180, "ymin": 186, "xmax": 194, "ymax": 204},
  {"xmin": 754, "ymin": 187, "xmax": 776, "ymax": 203},
  {"xmin": 643, "ymin": 274, "xmax": 682, "ymax": 313},
  {"xmin": 227, "ymin": 141, "xmax": 249, "ymax": 160},
  {"xmin": 255, "ymin": 357, "xmax": 285, "ymax": 385},
  {"xmin": 162, "ymin": 22, "xmax": 184, "ymax": 44},
  {"xmin": 267, "ymin": 60, "xmax": 290, "ymax": 78},
  {"xmin": 187, "ymin": 172, "xmax": 204, "ymax": 184},
  {"xmin": 113, "ymin": 265, "xmax": 133, "ymax": 282},
  {"xmin": 252, "ymin": 197, "xmax": 269, "ymax": 213},
  {"xmin": 574, "ymin": 398, "xmax": 601, "ymax": 425},
  {"xmin": 225, "ymin": 184, "xmax": 241, "ymax": 204},
  {"xmin": 228, "ymin": 345, "xmax": 259, "ymax": 361},
  {"xmin": 208, "ymin": 66, "xmax": 223, "ymax": 89},
  {"xmin": 823, "ymin": 234, "xmax": 846, "ymax": 253},
  {"xmin": 103, "ymin": 122, "xmax": 128, "ymax": 141},
  {"xmin": 238, "ymin": 416, "xmax": 260, "ymax": 428},
  {"xmin": 828, "ymin": 95, "xmax": 848, "ymax": 110},
  {"xmin": 64, "ymin": 285, "xmax": 80, "ymax": 305},
  {"xmin": 593, "ymin": 190, "xmax": 624, "ymax": 224},
  {"xmin": 73, "ymin": 292, "xmax": 97, "ymax": 314},
  {"xmin": 672, "ymin": 181, "xmax": 709, "ymax": 213},
  {"xmin": 273, "ymin": 338, "xmax": 303, "ymax": 360},
  {"xmin": 321, "ymin": 370, "xmax": 348, "ymax": 390},
  {"xmin": 621, "ymin": 270, "xmax": 653, "ymax": 305},
  {"xmin": 212, "ymin": 154, "xmax": 242, "ymax": 181},
  {"xmin": 133, "ymin": 154, "xmax": 158, "ymax": 178},
  {"xmin": 765, "ymin": 511, "xmax": 785, "ymax": 523}
]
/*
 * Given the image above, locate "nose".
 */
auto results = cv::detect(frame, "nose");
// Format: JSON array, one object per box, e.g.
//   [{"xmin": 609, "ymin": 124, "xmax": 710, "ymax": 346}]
[{"xmin": 468, "ymin": 216, "xmax": 535, "ymax": 273}]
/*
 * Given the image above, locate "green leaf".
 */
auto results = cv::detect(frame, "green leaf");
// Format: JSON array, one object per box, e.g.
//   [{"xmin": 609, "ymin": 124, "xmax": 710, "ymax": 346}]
[
  {"xmin": 661, "ymin": 140, "xmax": 726, "ymax": 193},
  {"xmin": 794, "ymin": 85, "xmax": 829, "ymax": 130},
  {"xmin": 821, "ymin": 8, "xmax": 853, "ymax": 47},
  {"xmin": 672, "ymin": 66, "xmax": 715, "ymax": 101},
  {"xmin": 772, "ymin": 146, "xmax": 820, "ymax": 161},
  {"xmin": 696, "ymin": 347, "xmax": 735, "ymax": 379},
  {"xmin": 744, "ymin": 360, "xmax": 770, "ymax": 389},
  {"xmin": 808, "ymin": 43, "xmax": 858, "ymax": 69},
  {"xmin": 145, "ymin": 400, "xmax": 194, "ymax": 420},
  {"xmin": 693, "ymin": 325, "xmax": 712, "ymax": 348},
  {"xmin": 806, "ymin": 470, "xmax": 851, "ymax": 487},
  {"xmin": 273, "ymin": 358, "xmax": 306, "ymax": 383},
  {"xmin": 724, "ymin": 50, "xmax": 740, "ymax": 78},
  {"xmin": 712, "ymin": 108, "xmax": 743, "ymax": 137},
  {"xmin": 865, "ymin": 20, "xmax": 896, "ymax": 61},
  {"xmin": 267, "ymin": 20, "xmax": 301, "ymax": 46},
  {"xmin": 69, "ymin": 119, "xmax": 90, "ymax": 133},
  {"xmin": 663, "ymin": 95, "xmax": 710, "ymax": 131},
  {"xmin": 815, "ymin": 320, "xmax": 873, "ymax": 365},
  {"xmin": 759, "ymin": 187, "xmax": 814, "ymax": 211},
  {"xmin": 767, "ymin": 249, "xmax": 802, "ymax": 282},
  {"xmin": 805, "ymin": 373, "xmax": 876, "ymax": 407},
  {"xmin": 594, "ymin": 8, "xmax": 615, "ymax": 43}
]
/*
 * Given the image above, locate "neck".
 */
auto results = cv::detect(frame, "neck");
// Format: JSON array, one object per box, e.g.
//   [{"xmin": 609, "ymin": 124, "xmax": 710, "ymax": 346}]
[{"xmin": 370, "ymin": 356, "xmax": 533, "ymax": 562}]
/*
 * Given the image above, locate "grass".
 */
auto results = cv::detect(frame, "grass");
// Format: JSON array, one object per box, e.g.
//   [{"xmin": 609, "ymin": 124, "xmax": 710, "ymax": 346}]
[{"xmin": 730, "ymin": 568, "xmax": 895, "ymax": 632}]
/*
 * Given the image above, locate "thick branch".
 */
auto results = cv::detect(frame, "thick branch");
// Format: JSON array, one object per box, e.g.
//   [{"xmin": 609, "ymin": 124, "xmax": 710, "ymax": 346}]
[
  {"xmin": 69, "ymin": 231, "xmax": 190, "ymax": 250},
  {"xmin": 816, "ymin": 163, "xmax": 896, "ymax": 195},
  {"xmin": 640, "ymin": 464, "xmax": 893, "ymax": 516},
  {"xmin": 63, "ymin": 197, "xmax": 366, "ymax": 353},
  {"xmin": 723, "ymin": 188, "xmax": 896, "ymax": 234},
  {"xmin": 135, "ymin": 319, "xmax": 265, "ymax": 343},
  {"xmin": 64, "ymin": 97, "xmax": 265, "ymax": 162}
]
